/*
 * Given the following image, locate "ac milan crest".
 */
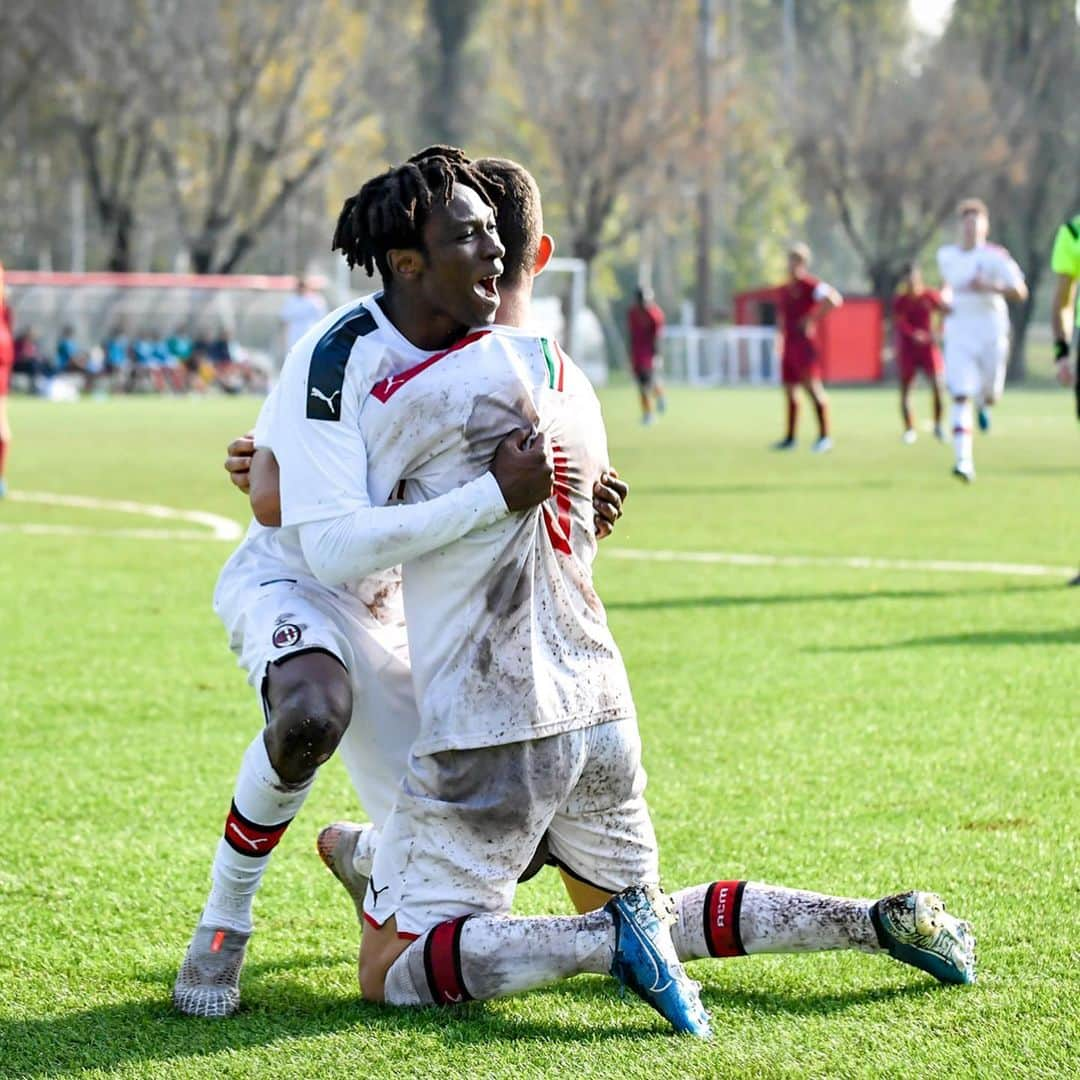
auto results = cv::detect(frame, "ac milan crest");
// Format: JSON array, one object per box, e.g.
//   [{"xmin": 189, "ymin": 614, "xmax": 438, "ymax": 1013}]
[{"xmin": 272, "ymin": 623, "xmax": 303, "ymax": 649}]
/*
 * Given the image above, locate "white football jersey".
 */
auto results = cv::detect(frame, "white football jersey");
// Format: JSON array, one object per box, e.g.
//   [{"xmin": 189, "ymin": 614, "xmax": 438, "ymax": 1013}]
[
  {"xmin": 359, "ymin": 325, "xmax": 635, "ymax": 757},
  {"xmin": 937, "ymin": 243, "xmax": 1024, "ymax": 335},
  {"xmin": 263, "ymin": 292, "xmax": 432, "ymax": 528},
  {"xmin": 215, "ymin": 293, "xmax": 427, "ymax": 639}
]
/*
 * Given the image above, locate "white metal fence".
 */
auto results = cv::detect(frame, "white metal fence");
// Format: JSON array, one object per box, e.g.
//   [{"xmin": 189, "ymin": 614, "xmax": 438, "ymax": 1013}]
[{"xmin": 661, "ymin": 325, "xmax": 779, "ymax": 385}]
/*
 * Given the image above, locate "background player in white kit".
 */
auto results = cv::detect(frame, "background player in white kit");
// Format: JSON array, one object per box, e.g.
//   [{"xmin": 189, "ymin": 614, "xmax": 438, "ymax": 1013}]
[{"xmin": 936, "ymin": 198, "xmax": 1028, "ymax": 482}]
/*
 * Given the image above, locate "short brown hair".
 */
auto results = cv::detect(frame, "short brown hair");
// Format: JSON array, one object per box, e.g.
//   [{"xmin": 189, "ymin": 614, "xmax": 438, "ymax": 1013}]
[
  {"xmin": 474, "ymin": 157, "xmax": 543, "ymax": 284},
  {"xmin": 957, "ymin": 197, "xmax": 988, "ymax": 218}
]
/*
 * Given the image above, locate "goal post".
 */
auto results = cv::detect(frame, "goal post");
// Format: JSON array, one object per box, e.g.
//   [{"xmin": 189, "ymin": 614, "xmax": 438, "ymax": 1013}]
[{"xmin": 531, "ymin": 256, "xmax": 607, "ymax": 385}]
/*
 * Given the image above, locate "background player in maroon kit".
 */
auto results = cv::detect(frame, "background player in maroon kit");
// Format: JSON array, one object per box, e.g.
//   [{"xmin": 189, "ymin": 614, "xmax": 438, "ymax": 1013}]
[
  {"xmin": 772, "ymin": 243, "xmax": 842, "ymax": 453},
  {"xmin": 0, "ymin": 260, "xmax": 14, "ymax": 498},
  {"xmin": 893, "ymin": 262, "xmax": 950, "ymax": 444},
  {"xmin": 626, "ymin": 286, "xmax": 667, "ymax": 425}
]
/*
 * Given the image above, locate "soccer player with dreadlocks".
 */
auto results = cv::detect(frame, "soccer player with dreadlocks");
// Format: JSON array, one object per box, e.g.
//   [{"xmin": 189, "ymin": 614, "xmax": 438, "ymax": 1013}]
[{"xmin": 173, "ymin": 147, "xmax": 556, "ymax": 1018}]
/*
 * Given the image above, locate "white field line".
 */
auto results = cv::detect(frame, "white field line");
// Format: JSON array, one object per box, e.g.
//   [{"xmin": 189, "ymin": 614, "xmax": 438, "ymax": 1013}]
[
  {"xmin": 604, "ymin": 547, "xmax": 1075, "ymax": 579},
  {"xmin": 5, "ymin": 491, "xmax": 244, "ymax": 541},
  {"xmin": 0, "ymin": 523, "xmax": 218, "ymax": 541},
  {"xmin": 2, "ymin": 492, "xmax": 1071, "ymax": 577}
]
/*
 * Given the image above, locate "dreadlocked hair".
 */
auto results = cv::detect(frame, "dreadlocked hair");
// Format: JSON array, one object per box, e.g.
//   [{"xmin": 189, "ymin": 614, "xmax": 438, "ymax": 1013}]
[{"xmin": 332, "ymin": 145, "xmax": 497, "ymax": 281}]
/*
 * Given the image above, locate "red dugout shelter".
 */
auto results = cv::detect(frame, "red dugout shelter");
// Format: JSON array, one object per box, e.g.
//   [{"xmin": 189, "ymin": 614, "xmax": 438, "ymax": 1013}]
[{"xmin": 734, "ymin": 286, "xmax": 885, "ymax": 383}]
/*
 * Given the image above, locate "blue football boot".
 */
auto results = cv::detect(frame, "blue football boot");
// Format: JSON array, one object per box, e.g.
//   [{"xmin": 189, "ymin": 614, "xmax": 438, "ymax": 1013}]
[
  {"xmin": 606, "ymin": 884, "xmax": 712, "ymax": 1038},
  {"xmin": 871, "ymin": 891, "xmax": 976, "ymax": 985}
]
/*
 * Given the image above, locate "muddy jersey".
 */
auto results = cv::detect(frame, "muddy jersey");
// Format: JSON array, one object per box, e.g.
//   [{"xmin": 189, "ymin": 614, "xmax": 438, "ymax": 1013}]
[
  {"xmin": 359, "ymin": 325, "xmax": 635, "ymax": 756},
  {"xmin": 937, "ymin": 243, "xmax": 1024, "ymax": 338}
]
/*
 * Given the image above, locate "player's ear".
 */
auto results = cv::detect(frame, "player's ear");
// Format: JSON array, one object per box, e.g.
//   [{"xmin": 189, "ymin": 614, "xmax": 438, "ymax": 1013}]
[
  {"xmin": 533, "ymin": 234, "xmax": 555, "ymax": 276},
  {"xmin": 386, "ymin": 247, "xmax": 425, "ymax": 282}
]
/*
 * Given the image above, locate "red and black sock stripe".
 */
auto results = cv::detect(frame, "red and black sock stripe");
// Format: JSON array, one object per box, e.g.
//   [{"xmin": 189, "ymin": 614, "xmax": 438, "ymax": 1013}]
[
  {"xmin": 422, "ymin": 916, "xmax": 473, "ymax": 1005},
  {"xmin": 222, "ymin": 800, "xmax": 292, "ymax": 858},
  {"xmin": 703, "ymin": 880, "xmax": 747, "ymax": 957}
]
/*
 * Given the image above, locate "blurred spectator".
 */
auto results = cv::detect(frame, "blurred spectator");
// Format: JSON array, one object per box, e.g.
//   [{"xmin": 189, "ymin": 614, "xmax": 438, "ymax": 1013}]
[
  {"xmin": 103, "ymin": 324, "xmax": 131, "ymax": 386},
  {"xmin": 13, "ymin": 328, "xmax": 53, "ymax": 391},
  {"xmin": 130, "ymin": 328, "xmax": 169, "ymax": 393},
  {"xmin": 55, "ymin": 326, "xmax": 82, "ymax": 373},
  {"xmin": 56, "ymin": 324, "xmax": 106, "ymax": 394},
  {"xmin": 208, "ymin": 325, "xmax": 250, "ymax": 393},
  {"xmin": 167, "ymin": 325, "xmax": 198, "ymax": 390},
  {"xmin": 279, "ymin": 275, "xmax": 327, "ymax": 365}
]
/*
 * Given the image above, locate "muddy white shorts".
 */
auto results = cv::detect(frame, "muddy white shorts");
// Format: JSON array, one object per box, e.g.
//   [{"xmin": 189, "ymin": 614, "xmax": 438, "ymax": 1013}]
[
  {"xmin": 944, "ymin": 326, "xmax": 1009, "ymax": 402},
  {"xmin": 227, "ymin": 578, "xmax": 418, "ymax": 829},
  {"xmin": 363, "ymin": 717, "xmax": 659, "ymax": 937}
]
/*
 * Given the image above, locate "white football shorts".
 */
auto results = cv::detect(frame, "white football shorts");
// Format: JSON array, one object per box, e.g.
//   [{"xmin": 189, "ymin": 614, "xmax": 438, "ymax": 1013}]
[
  {"xmin": 364, "ymin": 717, "xmax": 659, "ymax": 938},
  {"xmin": 228, "ymin": 578, "xmax": 418, "ymax": 829},
  {"xmin": 944, "ymin": 325, "xmax": 1009, "ymax": 402}
]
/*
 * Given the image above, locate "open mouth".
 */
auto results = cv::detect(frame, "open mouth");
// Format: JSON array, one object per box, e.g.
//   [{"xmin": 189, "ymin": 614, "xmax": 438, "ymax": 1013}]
[{"xmin": 474, "ymin": 276, "xmax": 499, "ymax": 303}]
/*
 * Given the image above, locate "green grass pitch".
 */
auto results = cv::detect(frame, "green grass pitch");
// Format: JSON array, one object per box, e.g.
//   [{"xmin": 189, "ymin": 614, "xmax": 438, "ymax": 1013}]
[{"xmin": 1, "ymin": 386, "xmax": 1077, "ymax": 1079}]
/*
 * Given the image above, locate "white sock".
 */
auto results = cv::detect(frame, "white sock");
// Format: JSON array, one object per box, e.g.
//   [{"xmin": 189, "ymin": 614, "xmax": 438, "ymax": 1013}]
[
  {"xmin": 738, "ymin": 884, "xmax": 879, "ymax": 953},
  {"xmin": 202, "ymin": 733, "xmax": 314, "ymax": 932},
  {"xmin": 382, "ymin": 911, "xmax": 614, "ymax": 1006},
  {"xmin": 951, "ymin": 402, "xmax": 973, "ymax": 468},
  {"xmin": 670, "ymin": 881, "xmax": 879, "ymax": 960}
]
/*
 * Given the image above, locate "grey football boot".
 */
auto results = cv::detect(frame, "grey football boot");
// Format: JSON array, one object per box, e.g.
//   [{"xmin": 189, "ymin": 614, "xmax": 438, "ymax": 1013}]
[
  {"xmin": 316, "ymin": 821, "xmax": 376, "ymax": 924},
  {"xmin": 173, "ymin": 923, "xmax": 252, "ymax": 1017}
]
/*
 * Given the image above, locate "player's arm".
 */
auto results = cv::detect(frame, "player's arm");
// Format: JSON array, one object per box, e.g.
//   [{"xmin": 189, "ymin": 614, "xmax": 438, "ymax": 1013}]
[
  {"xmin": 999, "ymin": 276, "xmax": 1028, "ymax": 304},
  {"xmin": 973, "ymin": 251, "xmax": 1028, "ymax": 303},
  {"xmin": 934, "ymin": 288, "xmax": 953, "ymax": 316},
  {"xmin": 1050, "ymin": 223, "xmax": 1079, "ymax": 385},
  {"xmin": 227, "ymin": 430, "xmax": 568, "ymax": 536},
  {"xmin": 1051, "ymin": 273, "xmax": 1076, "ymax": 386},
  {"xmin": 803, "ymin": 282, "xmax": 842, "ymax": 330},
  {"xmin": 250, "ymin": 449, "xmax": 282, "ymax": 526},
  {"xmin": 297, "ymin": 430, "xmax": 553, "ymax": 587}
]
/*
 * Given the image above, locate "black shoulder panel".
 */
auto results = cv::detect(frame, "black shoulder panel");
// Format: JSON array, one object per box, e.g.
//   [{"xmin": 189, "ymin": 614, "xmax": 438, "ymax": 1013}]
[{"xmin": 306, "ymin": 304, "xmax": 378, "ymax": 421}]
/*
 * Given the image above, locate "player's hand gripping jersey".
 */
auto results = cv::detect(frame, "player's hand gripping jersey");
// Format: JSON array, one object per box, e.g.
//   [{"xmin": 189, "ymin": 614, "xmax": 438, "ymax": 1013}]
[
  {"xmin": 218, "ymin": 294, "xmax": 511, "ymax": 639},
  {"xmin": 360, "ymin": 326, "xmax": 635, "ymax": 756}
]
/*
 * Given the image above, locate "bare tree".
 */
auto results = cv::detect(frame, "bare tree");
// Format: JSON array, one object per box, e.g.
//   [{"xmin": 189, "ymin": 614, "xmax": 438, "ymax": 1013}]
[
  {"xmin": 419, "ymin": 0, "xmax": 486, "ymax": 146},
  {"xmin": 945, "ymin": 0, "xmax": 1080, "ymax": 372},
  {"xmin": 0, "ymin": 1, "xmax": 48, "ymax": 132},
  {"xmin": 789, "ymin": 4, "xmax": 1009, "ymax": 302},
  {"xmin": 151, "ymin": 0, "xmax": 382, "ymax": 273},
  {"xmin": 500, "ymin": 0, "xmax": 699, "ymax": 273},
  {"xmin": 7, "ymin": 1, "xmax": 158, "ymax": 271}
]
